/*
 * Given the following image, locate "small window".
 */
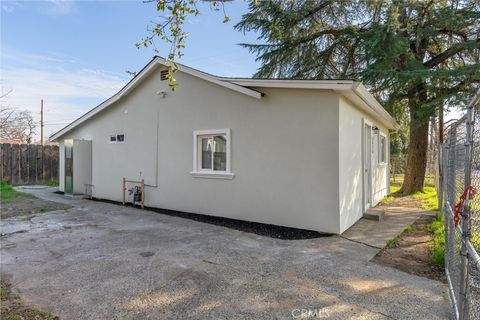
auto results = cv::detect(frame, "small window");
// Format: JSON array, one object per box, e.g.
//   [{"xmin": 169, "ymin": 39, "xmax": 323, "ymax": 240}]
[
  {"xmin": 379, "ymin": 135, "xmax": 387, "ymax": 163},
  {"xmin": 160, "ymin": 70, "xmax": 169, "ymax": 81},
  {"xmin": 191, "ymin": 129, "xmax": 233, "ymax": 179},
  {"xmin": 199, "ymin": 134, "xmax": 227, "ymax": 171},
  {"xmin": 109, "ymin": 134, "xmax": 125, "ymax": 143}
]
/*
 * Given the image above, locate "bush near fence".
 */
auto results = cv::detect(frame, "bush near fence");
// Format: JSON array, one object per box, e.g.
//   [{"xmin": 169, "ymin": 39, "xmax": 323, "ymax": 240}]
[{"xmin": 0, "ymin": 143, "xmax": 59, "ymax": 186}]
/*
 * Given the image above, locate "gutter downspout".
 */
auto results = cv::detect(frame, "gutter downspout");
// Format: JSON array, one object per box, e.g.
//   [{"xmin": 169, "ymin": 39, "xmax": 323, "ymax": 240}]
[{"xmin": 145, "ymin": 102, "xmax": 160, "ymax": 188}]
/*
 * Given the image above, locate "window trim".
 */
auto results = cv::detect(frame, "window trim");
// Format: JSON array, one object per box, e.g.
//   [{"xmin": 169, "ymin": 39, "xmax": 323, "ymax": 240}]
[
  {"xmin": 190, "ymin": 128, "xmax": 234, "ymax": 179},
  {"xmin": 379, "ymin": 133, "xmax": 387, "ymax": 165}
]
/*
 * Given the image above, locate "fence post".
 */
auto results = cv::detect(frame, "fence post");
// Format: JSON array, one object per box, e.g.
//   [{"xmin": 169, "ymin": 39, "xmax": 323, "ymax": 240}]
[
  {"xmin": 448, "ymin": 129, "xmax": 457, "ymax": 208},
  {"xmin": 459, "ymin": 107, "xmax": 474, "ymax": 320}
]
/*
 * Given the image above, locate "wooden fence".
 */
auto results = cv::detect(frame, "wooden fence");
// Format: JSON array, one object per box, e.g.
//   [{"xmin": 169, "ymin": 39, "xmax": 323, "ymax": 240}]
[{"xmin": 0, "ymin": 143, "xmax": 59, "ymax": 186}]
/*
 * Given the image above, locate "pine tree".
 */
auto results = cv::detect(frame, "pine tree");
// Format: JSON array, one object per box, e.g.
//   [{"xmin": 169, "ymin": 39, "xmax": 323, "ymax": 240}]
[{"xmin": 236, "ymin": 0, "xmax": 480, "ymax": 194}]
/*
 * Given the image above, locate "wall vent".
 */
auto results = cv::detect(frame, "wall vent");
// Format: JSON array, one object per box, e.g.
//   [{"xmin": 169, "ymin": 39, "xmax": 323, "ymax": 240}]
[{"xmin": 160, "ymin": 70, "xmax": 169, "ymax": 81}]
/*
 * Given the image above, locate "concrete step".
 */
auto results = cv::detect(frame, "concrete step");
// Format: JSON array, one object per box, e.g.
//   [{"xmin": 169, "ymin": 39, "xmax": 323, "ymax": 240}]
[{"xmin": 363, "ymin": 207, "xmax": 385, "ymax": 221}]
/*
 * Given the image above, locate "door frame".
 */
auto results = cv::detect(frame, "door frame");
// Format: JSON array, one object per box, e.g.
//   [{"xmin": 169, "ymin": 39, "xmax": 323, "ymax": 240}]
[
  {"xmin": 64, "ymin": 140, "xmax": 74, "ymax": 194},
  {"xmin": 362, "ymin": 119, "xmax": 373, "ymax": 211}
]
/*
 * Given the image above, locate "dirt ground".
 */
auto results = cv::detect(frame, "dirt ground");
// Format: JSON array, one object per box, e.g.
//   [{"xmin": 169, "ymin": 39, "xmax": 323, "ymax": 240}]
[
  {"xmin": 1, "ymin": 275, "xmax": 58, "ymax": 320},
  {"xmin": 382, "ymin": 195, "xmax": 423, "ymax": 208},
  {"xmin": 0, "ymin": 197, "xmax": 71, "ymax": 219},
  {"xmin": 373, "ymin": 215, "xmax": 446, "ymax": 283}
]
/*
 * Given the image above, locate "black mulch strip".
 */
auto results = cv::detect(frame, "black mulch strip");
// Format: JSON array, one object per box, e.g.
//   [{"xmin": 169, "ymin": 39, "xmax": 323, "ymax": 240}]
[{"xmin": 90, "ymin": 198, "xmax": 331, "ymax": 240}]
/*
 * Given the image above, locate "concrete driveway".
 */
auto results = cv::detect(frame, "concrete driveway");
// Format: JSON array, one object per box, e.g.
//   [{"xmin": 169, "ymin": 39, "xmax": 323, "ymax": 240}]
[{"xmin": 1, "ymin": 188, "xmax": 450, "ymax": 319}]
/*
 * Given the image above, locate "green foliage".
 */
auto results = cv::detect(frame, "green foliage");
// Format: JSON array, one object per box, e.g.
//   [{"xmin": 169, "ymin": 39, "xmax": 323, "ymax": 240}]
[
  {"xmin": 413, "ymin": 186, "xmax": 439, "ymax": 211},
  {"xmin": 47, "ymin": 179, "xmax": 59, "ymax": 187},
  {"xmin": 235, "ymin": 1, "xmax": 479, "ymax": 119},
  {"xmin": 138, "ymin": 0, "xmax": 232, "ymax": 89},
  {"xmin": 429, "ymin": 213, "xmax": 445, "ymax": 267},
  {"xmin": 0, "ymin": 181, "xmax": 31, "ymax": 204},
  {"xmin": 390, "ymin": 185, "xmax": 401, "ymax": 194}
]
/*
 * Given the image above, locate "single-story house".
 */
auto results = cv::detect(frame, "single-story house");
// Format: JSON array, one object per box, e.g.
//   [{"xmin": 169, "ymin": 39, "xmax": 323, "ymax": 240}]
[{"xmin": 50, "ymin": 56, "xmax": 399, "ymax": 234}]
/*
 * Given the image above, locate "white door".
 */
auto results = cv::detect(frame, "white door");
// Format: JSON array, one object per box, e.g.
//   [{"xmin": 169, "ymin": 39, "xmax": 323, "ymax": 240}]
[{"xmin": 364, "ymin": 123, "xmax": 372, "ymax": 209}]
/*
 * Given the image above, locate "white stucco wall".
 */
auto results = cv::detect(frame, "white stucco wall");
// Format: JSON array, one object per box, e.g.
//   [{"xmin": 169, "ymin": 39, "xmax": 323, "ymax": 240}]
[
  {"xmin": 338, "ymin": 97, "xmax": 389, "ymax": 233},
  {"xmin": 58, "ymin": 68, "xmax": 342, "ymax": 233}
]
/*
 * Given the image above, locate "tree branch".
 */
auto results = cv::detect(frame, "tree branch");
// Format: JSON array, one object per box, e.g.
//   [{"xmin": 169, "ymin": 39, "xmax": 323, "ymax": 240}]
[{"xmin": 423, "ymin": 39, "xmax": 480, "ymax": 68}]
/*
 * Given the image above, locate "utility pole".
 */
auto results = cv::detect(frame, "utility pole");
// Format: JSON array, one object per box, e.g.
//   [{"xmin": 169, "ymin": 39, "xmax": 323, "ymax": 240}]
[{"xmin": 40, "ymin": 99, "xmax": 44, "ymax": 145}]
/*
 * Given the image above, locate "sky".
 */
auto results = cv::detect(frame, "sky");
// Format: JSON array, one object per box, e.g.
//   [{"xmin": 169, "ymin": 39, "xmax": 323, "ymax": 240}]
[{"xmin": 1, "ymin": 0, "xmax": 260, "ymax": 140}]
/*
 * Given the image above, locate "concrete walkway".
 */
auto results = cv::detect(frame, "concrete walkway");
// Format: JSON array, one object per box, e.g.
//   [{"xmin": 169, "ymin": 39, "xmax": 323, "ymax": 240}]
[
  {"xmin": 342, "ymin": 207, "xmax": 436, "ymax": 248},
  {"xmin": 1, "ymin": 188, "xmax": 451, "ymax": 319}
]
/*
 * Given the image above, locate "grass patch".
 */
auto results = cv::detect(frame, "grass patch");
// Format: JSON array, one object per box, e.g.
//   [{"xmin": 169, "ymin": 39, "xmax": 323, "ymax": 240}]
[
  {"xmin": 0, "ymin": 276, "xmax": 57, "ymax": 320},
  {"xmin": 413, "ymin": 186, "xmax": 439, "ymax": 211},
  {"xmin": 429, "ymin": 213, "xmax": 445, "ymax": 267},
  {"xmin": 386, "ymin": 225, "xmax": 414, "ymax": 247},
  {"xmin": 47, "ymin": 179, "xmax": 59, "ymax": 187},
  {"xmin": 381, "ymin": 177, "xmax": 439, "ymax": 211},
  {"xmin": 0, "ymin": 181, "xmax": 32, "ymax": 204},
  {"xmin": 390, "ymin": 173, "xmax": 435, "ymax": 188},
  {"xmin": 389, "ymin": 185, "xmax": 401, "ymax": 194}
]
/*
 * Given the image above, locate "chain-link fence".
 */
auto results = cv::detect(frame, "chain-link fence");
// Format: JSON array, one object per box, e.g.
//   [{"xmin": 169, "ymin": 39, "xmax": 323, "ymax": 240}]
[{"xmin": 441, "ymin": 90, "xmax": 480, "ymax": 320}]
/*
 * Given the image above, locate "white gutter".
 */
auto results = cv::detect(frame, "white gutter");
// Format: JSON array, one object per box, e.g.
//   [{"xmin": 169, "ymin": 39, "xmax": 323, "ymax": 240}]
[
  {"xmin": 351, "ymin": 82, "xmax": 400, "ymax": 130},
  {"xmin": 228, "ymin": 78, "xmax": 399, "ymax": 130},
  {"xmin": 227, "ymin": 78, "xmax": 355, "ymax": 90}
]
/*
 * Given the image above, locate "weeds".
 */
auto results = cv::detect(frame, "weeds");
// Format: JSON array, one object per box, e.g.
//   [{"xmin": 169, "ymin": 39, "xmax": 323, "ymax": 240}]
[
  {"xmin": 0, "ymin": 181, "xmax": 32, "ymax": 204},
  {"xmin": 429, "ymin": 213, "xmax": 445, "ymax": 267},
  {"xmin": 47, "ymin": 179, "xmax": 59, "ymax": 187},
  {"xmin": 0, "ymin": 276, "xmax": 57, "ymax": 320}
]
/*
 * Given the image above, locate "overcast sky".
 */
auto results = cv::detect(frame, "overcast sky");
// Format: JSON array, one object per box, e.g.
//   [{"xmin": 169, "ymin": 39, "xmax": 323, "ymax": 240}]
[{"xmin": 1, "ymin": 0, "xmax": 260, "ymax": 139}]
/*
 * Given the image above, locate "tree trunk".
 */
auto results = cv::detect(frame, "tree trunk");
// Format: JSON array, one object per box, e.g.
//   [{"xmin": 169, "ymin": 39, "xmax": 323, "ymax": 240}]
[{"xmin": 401, "ymin": 104, "xmax": 429, "ymax": 194}]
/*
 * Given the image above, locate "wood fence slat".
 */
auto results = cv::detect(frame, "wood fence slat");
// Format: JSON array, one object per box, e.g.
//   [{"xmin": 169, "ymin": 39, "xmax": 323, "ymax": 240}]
[
  {"xmin": 20, "ymin": 144, "xmax": 28, "ymax": 184},
  {"xmin": 11, "ymin": 144, "xmax": 19, "ymax": 185},
  {"xmin": 28, "ymin": 145, "xmax": 36, "ymax": 183},
  {"xmin": 0, "ymin": 143, "xmax": 59, "ymax": 185},
  {"xmin": 1, "ymin": 144, "xmax": 12, "ymax": 184}
]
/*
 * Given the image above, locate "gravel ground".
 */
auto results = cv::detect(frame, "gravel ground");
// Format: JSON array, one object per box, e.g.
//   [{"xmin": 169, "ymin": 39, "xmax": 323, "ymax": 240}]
[
  {"xmin": 93, "ymin": 198, "xmax": 330, "ymax": 240},
  {"xmin": 0, "ymin": 188, "xmax": 451, "ymax": 320}
]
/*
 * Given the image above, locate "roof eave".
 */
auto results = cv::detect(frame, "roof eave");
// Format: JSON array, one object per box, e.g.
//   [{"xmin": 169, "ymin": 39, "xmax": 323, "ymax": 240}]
[{"xmin": 348, "ymin": 82, "xmax": 400, "ymax": 131}]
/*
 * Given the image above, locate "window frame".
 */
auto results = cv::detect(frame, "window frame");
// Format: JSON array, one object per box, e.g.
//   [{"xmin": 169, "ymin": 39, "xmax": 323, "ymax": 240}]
[
  {"xmin": 191, "ymin": 128, "xmax": 234, "ymax": 179},
  {"xmin": 109, "ymin": 133, "xmax": 125, "ymax": 144},
  {"xmin": 379, "ymin": 133, "xmax": 387, "ymax": 164}
]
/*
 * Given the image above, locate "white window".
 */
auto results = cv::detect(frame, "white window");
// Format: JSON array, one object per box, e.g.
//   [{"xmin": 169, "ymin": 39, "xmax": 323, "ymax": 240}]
[
  {"xmin": 191, "ymin": 129, "xmax": 234, "ymax": 179},
  {"xmin": 109, "ymin": 133, "xmax": 125, "ymax": 143},
  {"xmin": 379, "ymin": 134, "xmax": 387, "ymax": 164}
]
